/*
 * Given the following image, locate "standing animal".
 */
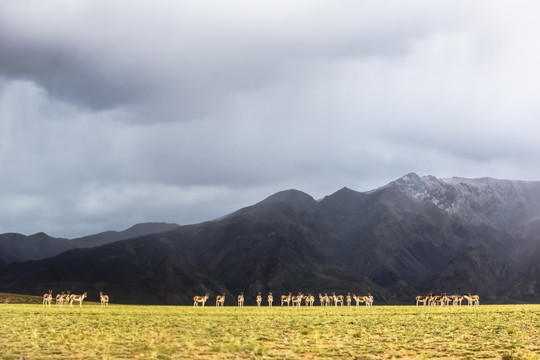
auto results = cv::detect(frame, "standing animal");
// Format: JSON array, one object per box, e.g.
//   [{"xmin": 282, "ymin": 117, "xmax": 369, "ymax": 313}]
[
  {"xmin": 237, "ymin": 292, "xmax": 244, "ymax": 307},
  {"xmin": 367, "ymin": 293, "xmax": 374, "ymax": 307},
  {"xmin": 332, "ymin": 292, "xmax": 344, "ymax": 307},
  {"xmin": 354, "ymin": 294, "xmax": 374, "ymax": 307},
  {"xmin": 267, "ymin": 292, "xmax": 273, "ymax": 307},
  {"xmin": 55, "ymin": 292, "xmax": 64, "ymax": 306},
  {"xmin": 216, "ymin": 293, "xmax": 226, "ymax": 307},
  {"xmin": 281, "ymin": 292, "xmax": 292, "ymax": 307},
  {"xmin": 305, "ymin": 294, "xmax": 315, "ymax": 307},
  {"xmin": 416, "ymin": 294, "xmax": 431, "ymax": 306},
  {"xmin": 100, "ymin": 292, "xmax": 109, "ymax": 307},
  {"xmin": 42, "ymin": 290, "xmax": 52, "ymax": 307},
  {"xmin": 193, "ymin": 294, "xmax": 209, "ymax": 307},
  {"xmin": 256, "ymin": 292, "xmax": 262, "ymax": 307},
  {"xmin": 70, "ymin": 292, "xmax": 87, "ymax": 307},
  {"xmin": 464, "ymin": 293, "xmax": 480, "ymax": 306},
  {"xmin": 323, "ymin": 293, "xmax": 332, "ymax": 306},
  {"xmin": 291, "ymin": 293, "xmax": 304, "ymax": 307}
]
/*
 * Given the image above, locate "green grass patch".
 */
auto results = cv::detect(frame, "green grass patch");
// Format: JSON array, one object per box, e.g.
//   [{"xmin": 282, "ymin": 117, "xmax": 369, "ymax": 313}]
[{"xmin": 1, "ymin": 304, "xmax": 540, "ymax": 359}]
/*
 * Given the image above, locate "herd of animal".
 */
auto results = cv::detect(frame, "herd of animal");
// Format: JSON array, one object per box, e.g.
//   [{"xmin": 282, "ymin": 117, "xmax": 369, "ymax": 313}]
[
  {"xmin": 415, "ymin": 293, "xmax": 480, "ymax": 306},
  {"xmin": 194, "ymin": 292, "xmax": 375, "ymax": 307},
  {"xmin": 41, "ymin": 289, "xmax": 480, "ymax": 307},
  {"xmin": 42, "ymin": 290, "xmax": 109, "ymax": 307},
  {"xmin": 195, "ymin": 291, "xmax": 482, "ymax": 307}
]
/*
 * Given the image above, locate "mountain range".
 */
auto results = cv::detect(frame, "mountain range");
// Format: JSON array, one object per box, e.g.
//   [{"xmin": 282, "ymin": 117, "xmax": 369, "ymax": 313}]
[{"xmin": 1, "ymin": 173, "xmax": 539, "ymax": 305}]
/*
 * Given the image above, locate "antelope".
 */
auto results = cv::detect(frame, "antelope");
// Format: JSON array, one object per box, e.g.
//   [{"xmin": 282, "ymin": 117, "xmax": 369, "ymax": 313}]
[
  {"xmin": 281, "ymin": 292, "xmax": 292, "ymax": 307},
  {"xmin": 323, "ymin": 293, "xmax": 331, "ymax": 307},
  {"xmin": 58, "ymin": 291, "xmax": 70, "ymax": 306},
  {"xmin": 439, "ymin": 293, "xmax": 448, "ymax": 306},
  {"xmin": 416, "ymin": 293, "xmax": 431, "ymax": 306},
  {"xmin": 55, "ymin": 292, "xmax": 65, "ymax": 306},
  {"xmin": 193, "ymin": 293, "xmax": 209, "ymax": 307},
  {"xmin": 355, "ymin": 295, "xmax": 368, "ymax": 306},
  {"xmin": 43, "ymin": 290, "xmax": 52, "ymax": 307},
  {"xmin": 256, "ymin": 292, "xmax": 262, "ymax": 307},
  {"xmin": 446, "ymin": 294, "xmax": 459, "ymax": 306},
  {"xmin": 305, "ymin": 294, "xmax": 315, "ymax": 307},
  {"xmin": 367, "ymin": 293, "xmax": 374, "ymax": 307},
  {"xmin": 70, "ymin": 292, "xmax": 87, "ymax": 307},
  {"xmin": 267, "ymin": 292, "xmax": 273, "ymax": 307},
  {"xmin": 216, "ymin": 293, "xmax": 226, "ymax": 307},
  {"xmin": 464, "ymin": 293, "xmax": 480, "ymax": 306},
  {"xmin": 355, "ymin": 294, "xmax": 374, "ymax": 307},
  {"xmin": 319, "ymin": 293, "xmax": 325, "ymax": 306},
  {"xmin": 346, "ymin": 293, "xmax": 352, "ymax": 307},
  {"xmin": 291, "ymin": 293, "xmax": 303, "ymax": 307},
  {"xmin": 431, "ymin": 293, "xmax": 447, "ymax": 306},
  {"xmin": 237, "ymin": 292, "xmax": 244, "ymax": 307},
  {"xmin": 332, "ymin": 292, "xmax": 344, "ymax": 307},
  {"xmin": 100, "ymin": 292, "xmax": 109, "ymax": 307}
]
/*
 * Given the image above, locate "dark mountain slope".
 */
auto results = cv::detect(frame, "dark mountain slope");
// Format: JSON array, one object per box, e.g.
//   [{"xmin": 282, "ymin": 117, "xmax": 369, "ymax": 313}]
[
  {"xmin": 0, "ymin": 236, "xmax": 222, "ymax": 305},
  {"xmin": 426, "ymin": 244, "xmax": 514, "ymax": 301},
  {"xmin": 168, "ymin": 190, "xmax": 385, "ymax": 301},
  {"xmin": 2, "ymin": 174, "xmax": 540, "ymax": 304},
  {"xmin": 323, "ymin": 182, "xmax": 466, "ymax": 292}
]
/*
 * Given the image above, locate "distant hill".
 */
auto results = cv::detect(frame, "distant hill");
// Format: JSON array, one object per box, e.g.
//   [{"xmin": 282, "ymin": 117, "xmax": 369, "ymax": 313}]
[
  {"xmin": 0, "ymin": 222, "xmax": 180, "ymax": 265},
  {"xmin": 1, "ymin": 174, "xmax": 540, "ymax": 305}
]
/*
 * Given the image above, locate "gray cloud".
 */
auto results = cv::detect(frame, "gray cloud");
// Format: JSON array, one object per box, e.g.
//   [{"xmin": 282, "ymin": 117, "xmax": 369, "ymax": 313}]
[
  {"xmin": 1, "ymin": 1, "xmax": 540, "ymax": 237},
  {"xmin": 0, "ymin": 1, "xmax": 457, "ymax": 120}
]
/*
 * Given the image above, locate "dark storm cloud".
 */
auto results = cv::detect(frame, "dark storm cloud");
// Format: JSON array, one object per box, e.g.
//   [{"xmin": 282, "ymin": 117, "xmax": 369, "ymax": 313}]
[
  {"xmin": 1, "ymin": 1, "xmax": 540, "ymax": 238},
  {"xmin": 0, "ymin": 37, "xmax": 139, "ymax": 110}
]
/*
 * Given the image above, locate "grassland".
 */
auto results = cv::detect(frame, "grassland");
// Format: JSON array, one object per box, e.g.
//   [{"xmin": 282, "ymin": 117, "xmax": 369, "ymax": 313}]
[
  {"xmin": 0, "ymin": 292, "xmax": 42, "ymax": 304},
  {"xmin": 1, "ymin": 303, "xmax": 540, "ymax": 359}
]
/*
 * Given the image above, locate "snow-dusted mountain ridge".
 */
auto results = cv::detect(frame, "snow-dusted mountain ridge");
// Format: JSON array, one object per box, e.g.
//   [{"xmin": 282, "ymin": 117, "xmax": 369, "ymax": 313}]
[{"xmin": 388, "ymin": 173, "xmax": 540, "ymax": 233}]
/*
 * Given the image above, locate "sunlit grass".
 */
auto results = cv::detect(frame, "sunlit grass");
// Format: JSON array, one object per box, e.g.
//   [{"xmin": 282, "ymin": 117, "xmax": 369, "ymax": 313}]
[{"xmin": 1, "ymin": 304, "xmax": 540, "ymax": 359}]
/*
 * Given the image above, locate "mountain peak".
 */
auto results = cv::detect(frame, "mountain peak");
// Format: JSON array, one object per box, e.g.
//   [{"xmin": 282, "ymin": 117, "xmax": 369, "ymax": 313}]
[
  {"xmin": 259, "ymin": 189, "xmax": 317, "ymax": 208},
  {"xmin": 394, "ymin": 173, "xmax": 440, "ymax": 186},
  {"xmin": 400, "ymin": 172, "xmax": 422, "ymax": 182},
  {"xmin": 29, "ymin": 232, "xmax": 54, "ymax": 240},
  {"xmin": 335, "ymin": 186, "xmax": 356, "ymax": 194},
  {"xmin": 375, "ymin": 173, "xmax": 441, "ymax": 195},
  {"xmin": 321, "ymin": 187, "xmax": 365, "ymax": 205}
]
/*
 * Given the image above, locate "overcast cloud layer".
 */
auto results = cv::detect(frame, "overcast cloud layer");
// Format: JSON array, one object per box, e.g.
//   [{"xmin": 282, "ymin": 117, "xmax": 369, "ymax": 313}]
[{"xmin": 1, "ymin": 1, "xmax": 540, "ymax": 238}]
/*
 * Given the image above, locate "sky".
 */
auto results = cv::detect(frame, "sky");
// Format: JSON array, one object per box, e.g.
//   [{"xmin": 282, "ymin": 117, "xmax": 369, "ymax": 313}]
[{"xmin": 1, "ymin": 1, "xmax": 540, "ymax": 238}]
